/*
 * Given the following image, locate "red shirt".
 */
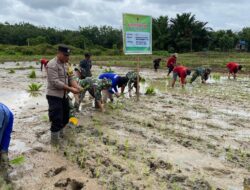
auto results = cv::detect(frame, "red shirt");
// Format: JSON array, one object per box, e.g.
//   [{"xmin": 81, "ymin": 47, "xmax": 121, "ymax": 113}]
[
  {"xmin": 41, "ymin": 58, "xmax": 48, "ymax": 66},
  {"xmin": 167, "ymin": 56, "xmax": 176, "ymax": 67},
  {"xmin": 226, "ymin": 62, "xmax": 239, "ymax": 73},
  {"xmin": 173, "ymin": 66, "xmax": 188, "ymax": 84}
]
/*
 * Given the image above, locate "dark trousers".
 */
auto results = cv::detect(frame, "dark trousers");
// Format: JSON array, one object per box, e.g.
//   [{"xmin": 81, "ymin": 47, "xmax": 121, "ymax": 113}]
[
  {"xmin": 167, "ymin": 65, "xmax": 174, "ymax": 75},
  {"xmin": 46, "ymin": 95, "xmax": 69, "ymax": 132}
]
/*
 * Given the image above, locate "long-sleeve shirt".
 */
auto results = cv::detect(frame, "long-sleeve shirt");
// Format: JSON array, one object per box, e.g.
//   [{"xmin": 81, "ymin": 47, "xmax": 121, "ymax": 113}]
[
  {"xmin": 173, "ymin": 66, "xmax": 189, "ymax": 84},
  {"xmin": 99, "ymin": 73, "xmax": 119, "ymax": 94},
  {"xmin": 46, "ymin": 57, "xmax": 72, "ymax": 98},
  {"xmin": 0, "ymin": 103, "xmax": 13, "ymax": 151}
]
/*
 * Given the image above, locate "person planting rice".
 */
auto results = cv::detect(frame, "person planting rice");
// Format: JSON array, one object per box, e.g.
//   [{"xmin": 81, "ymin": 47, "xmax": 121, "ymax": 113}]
[
  {"xmin": 40, "ymin": 58, "xmax": 49, "ymax": 71},
  {"xmin": 79, "ymin": 53, "xmax": 92, "ymax": 79},
  {"xmin": 0, "ymin": 103, "xmax": 14, "ymax": 169},
  {"xmin": 98, "ymin": 73, "xmax": 128, "ymax": 102},
  {"xmin": 190, "ymin": 67, "xmax": 211, "ymax": 84},
  {"xmin": 78, "ymin": 78, "xmax": 112, "ymax": 112},
  {"xmin": 124, "ymin": 71, "xmax": 141, "ymax": 97},
  {"xmin": 166, "ymin": 53, "xmax": 177, "ymax": 76},
  {"xmin": 153, "ymin": 58, "xmax": 162, "ymax": 72},
  {"xmin": 171, "ymin": 66, "xmax": 191, "ymax": 88},
  {"xmin": 226, "ymin": 62, "xmax": 242, "ymax": 79}
]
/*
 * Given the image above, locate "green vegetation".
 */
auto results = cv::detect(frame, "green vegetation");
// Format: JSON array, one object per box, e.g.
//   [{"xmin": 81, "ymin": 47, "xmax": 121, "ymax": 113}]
[
  {"xmin": 10, "ymin": 155, "xmax": 25, "ymax": 165},
  {"xmin": 212, "ymin": 73, "xmax": 221, "ymax": 80},
  {"xmin": 8, "ymin": 69, "xmax": 15, "ymax": 74},
  {"xmin": 28, "ymin": 83, "xmax": 42, "ymax": 91},
  {"xmin": 103, "ymin": 67, "xmax": 114, "ymax": 73},
  {"xmin": 145, "ymin": 87, "xmax": 156, "ymax": 95},
  {"xmin": 0, "ymin": 176, "xmax": 13, "ymax": 190},
  {"xmin": 28, "ymin": 70, "xmax": 36, "ymax": 78}
]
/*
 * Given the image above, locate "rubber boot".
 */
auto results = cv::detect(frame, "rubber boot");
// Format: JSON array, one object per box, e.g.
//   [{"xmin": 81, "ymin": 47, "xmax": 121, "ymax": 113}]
[{"xmin": 51, "ymin": 131, "xmax": 60, "ymax": 146}]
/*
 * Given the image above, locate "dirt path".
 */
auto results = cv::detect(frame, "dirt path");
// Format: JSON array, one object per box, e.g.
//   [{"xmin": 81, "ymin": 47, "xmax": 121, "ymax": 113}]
[{"xmin": 0, "ymin": 61, "xmax": 249, "ymax": 190}]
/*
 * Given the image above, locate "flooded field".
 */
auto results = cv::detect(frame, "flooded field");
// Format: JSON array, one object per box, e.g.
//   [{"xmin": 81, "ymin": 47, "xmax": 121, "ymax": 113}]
[{"xmin": 0, "ymin": 61, "xmax": 249, "ymax": 190}]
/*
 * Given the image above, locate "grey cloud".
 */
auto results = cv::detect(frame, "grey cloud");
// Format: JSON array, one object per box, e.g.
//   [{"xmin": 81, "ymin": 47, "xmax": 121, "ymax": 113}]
[{"xmin": 18, "ymin": 0, "xmax": 70, "ymax": 10}]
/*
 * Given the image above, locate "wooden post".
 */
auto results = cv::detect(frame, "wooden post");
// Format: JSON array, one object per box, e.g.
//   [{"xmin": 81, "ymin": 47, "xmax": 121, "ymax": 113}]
[{"xmin": 136, "ymin": 56, "xmax": 140, "ymax": 101}]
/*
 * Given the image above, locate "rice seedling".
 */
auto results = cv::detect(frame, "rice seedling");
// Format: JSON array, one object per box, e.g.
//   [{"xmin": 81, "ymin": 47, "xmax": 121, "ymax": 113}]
[
  {"xmin": 28, "ymin": 83, "xmax": 42, "ymax": 92},
  {"xmin": 28, "ymin": 70, "xmax": 36, "ymax": 78},
  {"xmin": 8, "ymin": 69, "xmax": 15, "ymax": 74},
  {"xmin": 145, "ymin": 86, "xmax": 156, "ymax": 95}
]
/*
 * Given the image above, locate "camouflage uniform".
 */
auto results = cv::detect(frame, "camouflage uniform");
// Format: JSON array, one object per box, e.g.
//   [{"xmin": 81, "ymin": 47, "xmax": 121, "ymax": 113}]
[
  {"xmin": 126, "ymin": 71, "xmax": 139, "ymax": 92},
  {"xmin": 190, "ymin": 67, "xmax": 209, "ymax": 83},
  {"xmin": 79, "ymin": 77, "xmax": 112, "ymax": 103}
]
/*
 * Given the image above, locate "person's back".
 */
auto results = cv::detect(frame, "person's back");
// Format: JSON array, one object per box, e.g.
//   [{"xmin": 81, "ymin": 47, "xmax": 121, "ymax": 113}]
[
  {"xmin": 227, "ymin": 62, "xmax": 238, "ymax": 73},
  {"xmin": 173, "ymin": 66, "xmax": 187, "ymax": 76}
]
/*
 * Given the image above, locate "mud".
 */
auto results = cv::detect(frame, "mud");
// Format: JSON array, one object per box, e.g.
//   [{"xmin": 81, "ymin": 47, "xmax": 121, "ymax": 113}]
[{"xmin": 0, "ymin": 61, "xmax": 250, "ymax": 190}]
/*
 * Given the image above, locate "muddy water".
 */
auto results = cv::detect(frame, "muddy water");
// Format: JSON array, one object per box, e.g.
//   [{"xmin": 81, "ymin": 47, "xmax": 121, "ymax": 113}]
[{"xmin": 0, "ymin": 62, "xmax": 250, "ymax": 190}]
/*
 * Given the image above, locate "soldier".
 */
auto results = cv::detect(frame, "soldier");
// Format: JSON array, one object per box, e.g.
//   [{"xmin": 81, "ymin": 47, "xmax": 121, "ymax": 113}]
[
  {"xmin": 123, "ymin": 71, "xmax": 141, "ymax": 97},
  {"xmin": 190, "ymin": 67, "xmax": 211, "ymax": 84},
  {"xmin": 79, "ymin": 78, "xmax": 112, "ymax": 112}
]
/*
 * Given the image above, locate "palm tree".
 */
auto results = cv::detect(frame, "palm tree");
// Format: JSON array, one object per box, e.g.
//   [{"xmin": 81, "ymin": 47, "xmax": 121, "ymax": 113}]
[{"xmin": 170, "ymin": 13, "xmax": 209, "ymax": 52}]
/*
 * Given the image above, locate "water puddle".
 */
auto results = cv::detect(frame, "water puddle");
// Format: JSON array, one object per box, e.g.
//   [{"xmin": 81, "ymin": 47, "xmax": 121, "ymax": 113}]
[{"xmin": 9, "ymin": 139, "xmax": 31, "ymax": 153}]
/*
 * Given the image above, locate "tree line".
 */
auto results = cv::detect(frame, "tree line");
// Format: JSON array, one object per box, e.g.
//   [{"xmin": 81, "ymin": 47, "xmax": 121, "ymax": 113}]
[{"xmin": 1, "ymin": 13, "xmax": 250, "ymax": 53}]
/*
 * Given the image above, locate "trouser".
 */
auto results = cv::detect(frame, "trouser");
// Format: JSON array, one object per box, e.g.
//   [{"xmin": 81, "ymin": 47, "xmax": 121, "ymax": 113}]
[
  {"xmin": 0, "ymin": 111, "xmax": 14, "ymax": 152},
  {"xmin": 190, "ymin": 71, "xmax": 199, "ymax": 83},
  {"xmin": 167, "ymin": 65, "xmax": 174, "ymax": 75},
  {"xmin": 154, "ymin": 64, "xmax": 159, "ymax": 71},
  {"xmin": 47, "ymin": 95, "xmax": 69, "ymax": 132}
]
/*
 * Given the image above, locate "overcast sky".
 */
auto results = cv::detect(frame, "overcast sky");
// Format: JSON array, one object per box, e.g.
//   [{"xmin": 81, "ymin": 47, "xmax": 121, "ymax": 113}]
[{"xmin": 1, "ymin": 0, "xmax": 250, "ymax": 31}]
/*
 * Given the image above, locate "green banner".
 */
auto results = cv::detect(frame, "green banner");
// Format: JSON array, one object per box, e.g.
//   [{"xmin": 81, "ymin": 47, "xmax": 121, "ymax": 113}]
[{"xmin": 123, "ymin": 13, "xmax": 152, "ymax": 55}]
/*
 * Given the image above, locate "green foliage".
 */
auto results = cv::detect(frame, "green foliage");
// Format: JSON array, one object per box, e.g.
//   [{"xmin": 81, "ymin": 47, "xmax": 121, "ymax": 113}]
[
  {"xmin": 8, "ymin": 69, "xmax": 15, "ymax": 74},
  {"xmin": 0, "ymin": 176, "xmax": 13, "ymax": 190},
  {"xmin": 10, "ymin": 155, "xmax": 25, "ymax": 165},
  {"xmin": 212, "ymin": 73, "xmax": 221, "ymax": 80},
  {"xmin": 28, "ymin": 83, "xmax": 42, "ymax": 91},
  {"xmin": 145, "ymin": 87, "xmax": 156, "ymax": 95},
  {"xmin": 103, "ymin": 67, "xmax": 114, "ymax": 73},
  {"xmin": 28, "ymin": 70, "xmax": 36, "ymax": 78}
]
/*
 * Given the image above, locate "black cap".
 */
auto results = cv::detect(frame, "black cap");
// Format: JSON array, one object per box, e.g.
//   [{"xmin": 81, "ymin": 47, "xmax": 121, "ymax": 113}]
[{"xmin": 58, "ymin": 44, "xmax": 71, "ymax": 56}]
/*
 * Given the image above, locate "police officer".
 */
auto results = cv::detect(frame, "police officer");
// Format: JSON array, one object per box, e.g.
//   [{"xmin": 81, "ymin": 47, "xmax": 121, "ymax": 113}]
[{"xmin": 46, "ymin": 45, "xmax": 80, "ymax": 145}]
